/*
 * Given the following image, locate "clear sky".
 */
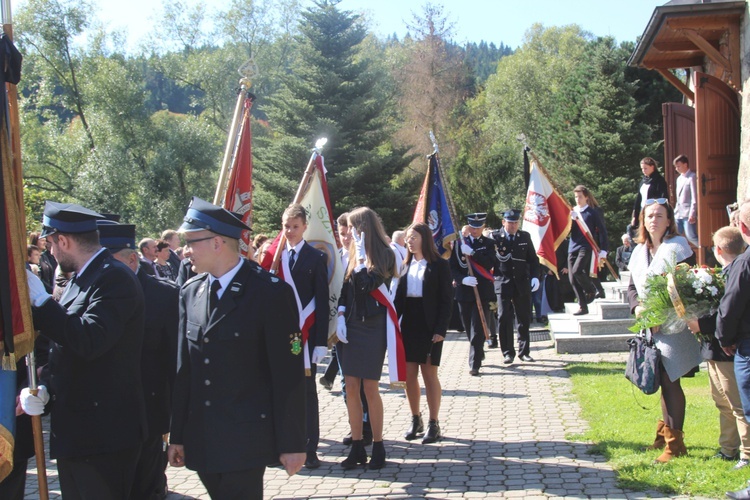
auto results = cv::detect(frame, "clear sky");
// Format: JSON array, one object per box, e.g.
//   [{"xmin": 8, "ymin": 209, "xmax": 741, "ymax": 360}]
[{"xmin": 9, "ymin": 0, "xmax": 666, "ymax": 49}]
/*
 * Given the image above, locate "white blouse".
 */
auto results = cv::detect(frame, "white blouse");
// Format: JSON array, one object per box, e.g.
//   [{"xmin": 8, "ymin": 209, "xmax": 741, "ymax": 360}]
[{"xmin": 406, "ymin": 258, "xmax": 427, "ymax": 298}]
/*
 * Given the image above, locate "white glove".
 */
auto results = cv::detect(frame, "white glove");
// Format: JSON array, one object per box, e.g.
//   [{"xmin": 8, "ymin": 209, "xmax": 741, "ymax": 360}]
[
  {"xmin": 598, "ymin": 250, "xmax": 608, "ymax": 259},
  {"xmin": 530, "ymin": 277, "xmax": 540, "ymax": 292},
  {"xmin": 462, "ymin": 276, "xmax": 478, "ymax": 287},
  {"xmin": 20, "ymin": 385, "xmax": 49, "ymax": 416},
  {"xmin": 460, "ymin": 243, "xmax": 474, "ymax": 256},
  {"xmin": 311, "ymin": 346, "xmax": 328, "ymax": 364},
  {"xmin": 336, "ymin": 316, "xmax": 348, "ymax": 343},
  {"xmin": 26, "ymin": 269, "xmax": 51, "ymax": 307},
  {"xmin": 351, "ymin": 228, "xmax": 367, "ymax": 262},
  {"xmin": 570, "ymin": 211, "xmax": 579, "ymax": 220}
]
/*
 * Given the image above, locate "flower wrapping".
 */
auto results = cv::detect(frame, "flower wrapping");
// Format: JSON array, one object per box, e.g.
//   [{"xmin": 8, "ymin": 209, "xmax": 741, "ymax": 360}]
[{"xmin": 630, "ymin": 262, "xmax": 725, "ymax": 335}]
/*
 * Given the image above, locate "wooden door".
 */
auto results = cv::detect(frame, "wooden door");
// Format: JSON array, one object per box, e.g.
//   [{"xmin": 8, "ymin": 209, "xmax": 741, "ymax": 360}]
[
  {"xmin": 694, "ymin": 71, "xmax": 740, "ymax": 264},
  {"xmin": 662, "ymin": 103, "xmax": 696, "ymax": 206}
]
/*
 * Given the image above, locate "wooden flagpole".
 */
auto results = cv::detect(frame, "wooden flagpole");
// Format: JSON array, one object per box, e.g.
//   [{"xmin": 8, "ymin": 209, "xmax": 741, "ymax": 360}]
[
  {"xmin": 430, "ymin": 132, "xmax": 490, "ymax": 341},
  {"xmin": 2, "ymin": 2, "xmax": 49, "ymax": 497}
]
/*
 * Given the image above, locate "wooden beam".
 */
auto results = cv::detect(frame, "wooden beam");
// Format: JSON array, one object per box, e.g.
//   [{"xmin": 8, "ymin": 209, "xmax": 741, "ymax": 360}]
[
  {"xmin": 643, "ymin": 56, "xmax": 705, "ymax": 69},
  {"xmin": 727, "ymin": 22, "xmax": 741, "ymax": 91},
  {"xmin": 652, "ymin": 40, "xmax": 718, "ymax": 52},
  {"xmin": 667, "ymin": 16, "xmax": 740, "ymax": 31},
  {"xmin": 656, "ymin": 68, "xmax": 695, "ymax": 102},
  {"xmin": 679, "ymin": 29, "xmax": 732, "ymax": 72}
]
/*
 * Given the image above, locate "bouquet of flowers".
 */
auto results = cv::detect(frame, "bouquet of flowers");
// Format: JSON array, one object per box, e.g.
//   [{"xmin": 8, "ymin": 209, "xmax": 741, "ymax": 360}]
[{"xmin": 630, "ymin": 262, "xmax": 725, "ymax": 335}]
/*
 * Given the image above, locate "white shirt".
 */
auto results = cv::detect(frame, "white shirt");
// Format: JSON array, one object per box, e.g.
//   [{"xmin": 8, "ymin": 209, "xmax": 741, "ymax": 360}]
[
  {"xmin": 406, "ymin": 258, "xmax": 427, "ymax": 298},
  {"xmin": 208, "ymin": 258, "xmax": 244, "ymax": 300},
  {"xmin": 283, "ymin": 240, "xmax": 305, "ymax": 268}
]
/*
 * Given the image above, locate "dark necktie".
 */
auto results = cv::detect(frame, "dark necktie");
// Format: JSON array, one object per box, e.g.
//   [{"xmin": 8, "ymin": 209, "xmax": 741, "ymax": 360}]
[
  {"xmin": 210, "ymin": 280, "xmax": 221, "ymax": 311},
  {"xmin": 289, "ymin": 249, "xmax": 296, "ymax": 269}
]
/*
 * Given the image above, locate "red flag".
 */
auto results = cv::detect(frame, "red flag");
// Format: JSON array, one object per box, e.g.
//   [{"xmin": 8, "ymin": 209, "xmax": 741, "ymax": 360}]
[
  {"xmin": 222, "ymin": 98, "xmax": 254, "ymax": 257},
  {"xmin": 522, "ymin": 158, "xmax": 571, "ymax": 278}
]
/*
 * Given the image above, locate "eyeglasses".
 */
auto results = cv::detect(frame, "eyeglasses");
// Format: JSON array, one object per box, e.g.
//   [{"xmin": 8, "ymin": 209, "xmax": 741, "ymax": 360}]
[
  {"xmin": 644, "ymin": 198, "xmax": 669, "ymax": 206},
  {"xmin": 184, "ymin": 236, "xmax": 215, "ymax": 247}
]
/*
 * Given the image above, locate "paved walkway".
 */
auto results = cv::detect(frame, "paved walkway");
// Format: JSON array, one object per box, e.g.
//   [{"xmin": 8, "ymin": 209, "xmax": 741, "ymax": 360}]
[{"xmin": 24, "ymin": 331, "xmax": 699, "ymax": 499}]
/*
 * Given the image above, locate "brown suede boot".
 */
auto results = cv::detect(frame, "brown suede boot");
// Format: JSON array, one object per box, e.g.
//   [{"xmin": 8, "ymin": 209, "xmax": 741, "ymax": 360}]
[
  {"xmin": 643, "ymin": 419, "xmax": 666, "ymax": 451},
  {"xmin": 654, "ymin": 425, "xmax": 687, "ymax": 463}
]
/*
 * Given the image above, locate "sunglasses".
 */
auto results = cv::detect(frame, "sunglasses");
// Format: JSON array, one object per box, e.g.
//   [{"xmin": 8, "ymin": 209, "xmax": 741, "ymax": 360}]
[{"xmin": 644, "ymin": 198, "xmax": 669, "ymax": 206}]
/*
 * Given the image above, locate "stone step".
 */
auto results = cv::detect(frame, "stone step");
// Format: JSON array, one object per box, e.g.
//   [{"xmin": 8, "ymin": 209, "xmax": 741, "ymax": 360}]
[
  {"xmin": 549, "ymin": 314, "xmax": 635, "ymax": 336},
  {"xmin": 552, "ymin": 332, "xmax": 631, "ymax": 353},
  {"xmin": 599, "ymin": 302, "xmax": 632, "ymax": 320}
]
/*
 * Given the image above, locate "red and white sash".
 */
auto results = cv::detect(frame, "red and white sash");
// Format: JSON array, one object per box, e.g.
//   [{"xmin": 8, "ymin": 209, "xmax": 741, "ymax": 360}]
[
  {"xmin": 280, "ymin": 255, "xmax": 315, "ymax": 376},
  {"xmin": 370, "ymin": 283, "xmax": 406, "ymax": 387},
  {"xmin": 574, "ymin": 217, "xmax": 600, "ymax": 277}
]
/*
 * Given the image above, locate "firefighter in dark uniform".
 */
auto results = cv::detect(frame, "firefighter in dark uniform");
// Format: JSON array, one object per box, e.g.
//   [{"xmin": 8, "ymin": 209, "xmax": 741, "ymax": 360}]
[
  {"xmin": 22, "ymin": 202, "xmax": 147, "ymax": 499},
  {"xmin": 449, "ymin": 213, "xmax": 496, "ymax": 376},
  {"xmin": 167, "ymin": 197, "xmax": 306, "ymax": 499},
  {"xmin": 491, "ymin": 209, "xmax": 540, "ymax": 364},
  {"xmin": 97, "ymin": 221, "xmax": 180, "ymax": 500}
]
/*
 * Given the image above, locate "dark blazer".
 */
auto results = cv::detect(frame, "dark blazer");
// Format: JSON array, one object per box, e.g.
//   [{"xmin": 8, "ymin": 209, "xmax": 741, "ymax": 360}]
[
  {"xmin": 176, "ymin": 258, "xmax": 196, "ymax": 287},
  {"xmin": 34, "ymin": 249, "xmax": 147, "ymax": 459},
  {"xmin": 338, "ymin": 266, "xmax": 390, "ymax": 322},
  {"xmin": 167, "ymin": 248, "xmax": 182, "ymax": 277},
  {"xmin": 39, "ymin": 250, "xmax": 56, "ymax": 293},
  {"xmin": 137, "ymin": 268, "xmax": 180, "ymax": 436},
  {"xmin": 449, "ymin": 235, "xmax": 496, "ymax": 302},
  {"xmin": 569, "ymin": 206, "xmax": 608, "ymax": 254},
  {"xmin": 287, "ymin": 242, "xmax": 330, "ymax": 348},
  {"xmin": 491, "ymin": 228, "xmax": 539, "ymax": 298},
  {"xmin": 394, "ymin": 257, "xmax": 453, "ymax": 337},
  {"xmin": 615, "ymin": 244, "xmax": 632, "ymax": 271},
  {"xmin": 139, "ymin": 257, "xmax": 156, "ymax": 276},
  {"xmin": 170, "ymin": 259, "xmax": 306, "ymax": 474},
  {"xmin": 716, "ymin": 247, "xmax": 750, "ymax": 347},
  {"xmin": 633, "ymin": 171, "xmax": 669, "ymax": 223}
]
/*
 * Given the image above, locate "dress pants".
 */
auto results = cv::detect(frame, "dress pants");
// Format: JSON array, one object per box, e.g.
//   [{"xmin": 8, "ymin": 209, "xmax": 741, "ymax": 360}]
[
  {"xmin": 708, "ymin": 360, "xmax": 750, "ymax": 459},
  {"xmin": 306, "ymin": 362, "xmax": 320, "ymax": 453},
  {"xmin": 497, "ymin": 292, "xmax": 531, "ymax": 359},
  {"xmin": 130, "ymin": 435, "xmax": 167, "ymax": 500},
  {"xmin": 735, "ymin": 338, "xmax": 750, "ymax": 424},
  {"xmin": 57, "ymin": 445, "xmax": 141, "ymax": 500},
  {"xmin": 198, "ymin": 466, "xmax": 264, "ymax": 500},
  {"xmin": 458, "ymin": 300, "xmax": 488, "ymax": 370},
  {"xmin": 568, "ymin": 248, "xmax": 594, "ymax": 308}
]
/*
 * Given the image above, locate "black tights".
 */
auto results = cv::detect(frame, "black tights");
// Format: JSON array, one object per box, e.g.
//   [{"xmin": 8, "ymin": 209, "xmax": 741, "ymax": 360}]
[{"xmin": 659, "ymin": 365, "xmax": 686, "ymax": 431}]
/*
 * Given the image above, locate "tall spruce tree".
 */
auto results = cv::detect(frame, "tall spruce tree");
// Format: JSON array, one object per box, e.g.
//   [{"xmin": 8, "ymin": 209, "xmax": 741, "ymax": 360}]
[{"xmin": 253, "ymin": 0, "xmax": 414, "ymax": 232}]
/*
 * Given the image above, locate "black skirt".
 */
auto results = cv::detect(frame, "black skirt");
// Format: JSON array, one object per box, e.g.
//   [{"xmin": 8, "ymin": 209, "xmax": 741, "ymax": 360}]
[{"xmin": 401, "ymin": 297, "xmax": 443, "ymax": 366}]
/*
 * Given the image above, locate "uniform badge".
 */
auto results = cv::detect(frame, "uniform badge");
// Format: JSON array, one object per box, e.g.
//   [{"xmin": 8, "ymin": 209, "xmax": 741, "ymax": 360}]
[
  {"xmin": 290, "ymin": 332, "xmax": 302, "ymax": 355},
  {"xmin": 271, "ymin": 277, "xmax": 279, "ymax": 283}
]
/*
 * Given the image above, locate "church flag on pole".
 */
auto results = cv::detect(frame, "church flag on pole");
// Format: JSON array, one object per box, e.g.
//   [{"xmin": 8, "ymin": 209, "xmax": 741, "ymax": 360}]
[{"xmin": 522, "ymin": 156, "xmax": 571, "ymax": 278}]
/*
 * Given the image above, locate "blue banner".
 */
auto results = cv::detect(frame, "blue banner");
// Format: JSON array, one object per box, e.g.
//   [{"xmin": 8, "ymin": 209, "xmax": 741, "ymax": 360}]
[{"xmin": 425, "ymin": 155, "xmax": 457, "ymax": 256}]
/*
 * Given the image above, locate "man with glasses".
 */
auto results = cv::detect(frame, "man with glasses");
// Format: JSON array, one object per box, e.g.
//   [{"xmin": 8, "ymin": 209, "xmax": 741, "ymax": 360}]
[
  {"xmin": 22, "ymin": 202, "xmax": 147, "ymax": 499},
  {"xmin": 168, "ymin": 197, "xmax": 306, "ymax": 499}
]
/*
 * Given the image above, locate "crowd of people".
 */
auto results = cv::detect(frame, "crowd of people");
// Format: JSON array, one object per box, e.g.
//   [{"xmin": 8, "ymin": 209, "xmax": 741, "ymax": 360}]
[{"xmin": 6, "ymin": 151, "xmax": 750, "ymax": 499}]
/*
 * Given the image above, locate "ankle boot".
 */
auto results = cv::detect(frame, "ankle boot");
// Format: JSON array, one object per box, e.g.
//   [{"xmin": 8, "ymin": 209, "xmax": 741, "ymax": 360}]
[
  {"xmin": 422, "ymin": 419, "xmax": 441, "ymax": 444},
  {"xmin": 643, "ymin": 419, "xmax": 666, "ymax": 451},
  {"xmin": 404, "ymin": 414, "xmax": 424, "ymax": 440},
  {"xmin": 654, "ymin": 425, "xmax": 687, "ymax": 463},
  {"xmin": 368, "ymin": 440, "xmax": 386, "ymax": 469},
  {"xmin": 341, "ymin": 440, "xmax": 368, "ymax": 469}
]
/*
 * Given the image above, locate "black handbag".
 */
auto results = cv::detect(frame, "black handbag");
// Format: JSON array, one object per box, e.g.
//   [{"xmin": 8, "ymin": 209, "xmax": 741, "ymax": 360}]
[{"xmin": 625, "ymin": 329, "xmax": 661, "ymax": 395}]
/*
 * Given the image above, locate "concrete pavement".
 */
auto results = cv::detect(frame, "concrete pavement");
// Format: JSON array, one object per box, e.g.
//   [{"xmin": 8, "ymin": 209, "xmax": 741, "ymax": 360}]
[{"xmin": 24, "ymin": 330, "xmax": 699, "ymax": 499}]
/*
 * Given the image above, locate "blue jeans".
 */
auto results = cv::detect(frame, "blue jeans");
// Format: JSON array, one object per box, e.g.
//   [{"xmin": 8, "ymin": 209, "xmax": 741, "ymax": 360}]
[
  {"xmin": 734, "ymin": 338, "xmax": 750, "ymax": 423},
  {"xmin": 676, "ymin": 217, "xmax": 698, "ymax": 247}
]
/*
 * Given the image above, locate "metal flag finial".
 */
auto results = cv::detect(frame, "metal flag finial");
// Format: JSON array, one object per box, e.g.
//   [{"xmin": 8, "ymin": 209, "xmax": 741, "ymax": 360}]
[
  {"xmin": 238, "ymin": 58, "xmax": 259, "ymax": 80},
  {"xmin": 429, "ymin": 131, "xmax": 439, "ymax": 156},
  {"xmin": 314, "ymin": 138, "xmax": 328, "ymax": 152}
]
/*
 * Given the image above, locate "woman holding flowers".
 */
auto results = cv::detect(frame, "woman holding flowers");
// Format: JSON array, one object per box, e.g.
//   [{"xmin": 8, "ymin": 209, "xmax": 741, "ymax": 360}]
[{"xmin": 627, "ymin": 198, "xmax": 702, "ymax": 462}]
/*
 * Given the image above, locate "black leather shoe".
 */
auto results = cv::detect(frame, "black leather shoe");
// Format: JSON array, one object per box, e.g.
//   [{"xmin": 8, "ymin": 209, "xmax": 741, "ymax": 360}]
[
  {"xmin": 404, "ymin": 414, "xmax": 424, "ymax": 440},
  {"xmin": 422, "ymin": 420, "xmax": 441, "ymax": 444},
  {"xmin": 319, "ymin": 376, "xmax": 333, "ymax": 390},
  {"xmin": 368, "ymin": 441, "xmax": 386, "ymax": 470},
  {"xmin": 503, "ymin": 355, "xmax": 513, "ymax": 364},
  {"xmin": 469, "ymin": 368, "xmax": 480, "ymax": 376},
  {"xmin": 341, "ymin": 440, "xmax": 368, "ymax": 470},
  {"xmin": 519, "ymin": 354, "xmax": 535, "ymax": 362},
  {"xmin": 304, "ymin": 452, "xmax": 321, "ymax": 469},
  {"xmin": 488, "ymin": 340, "xmax": 498, "ymax": 349},
  {"xmin": 595, "ymin": 291, "xmax": 606, "ymax": 299},
  {"xmin": 573, "ymin": 308, "xmax": 588, "ymax": 316},
  {"xmin": 342, "ymin": 432, "xmax": 352, "ymax": 446}
]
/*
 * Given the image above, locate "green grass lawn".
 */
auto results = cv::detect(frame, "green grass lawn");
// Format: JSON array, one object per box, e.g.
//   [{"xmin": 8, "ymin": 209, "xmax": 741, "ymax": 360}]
[{"xmin": 567, "ymin": 361, "xmax": 750, "ymax": 498}]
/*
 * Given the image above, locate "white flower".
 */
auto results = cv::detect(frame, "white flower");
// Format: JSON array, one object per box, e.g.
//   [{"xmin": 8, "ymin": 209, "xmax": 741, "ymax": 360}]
[
  {"xmin": 695, "ymin": 269, "xmax": 712, "ymax": 284},
  {"xmin": 708, "ymin": 286, "xmax": 718, "ymax": 296},
  {"xmin": 695, "ymin": 287, "xmax": 703, "ymax": 295}
]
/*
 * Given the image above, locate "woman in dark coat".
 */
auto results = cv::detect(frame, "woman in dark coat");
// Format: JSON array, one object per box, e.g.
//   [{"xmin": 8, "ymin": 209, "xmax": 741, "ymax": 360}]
[
  {"xmin": 394, "ymin": 223, "xmax": 452, "ymax": 445},
  {"xmin": 631, "ymin": 156, "xmax": 669, "ymax": 229}
]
